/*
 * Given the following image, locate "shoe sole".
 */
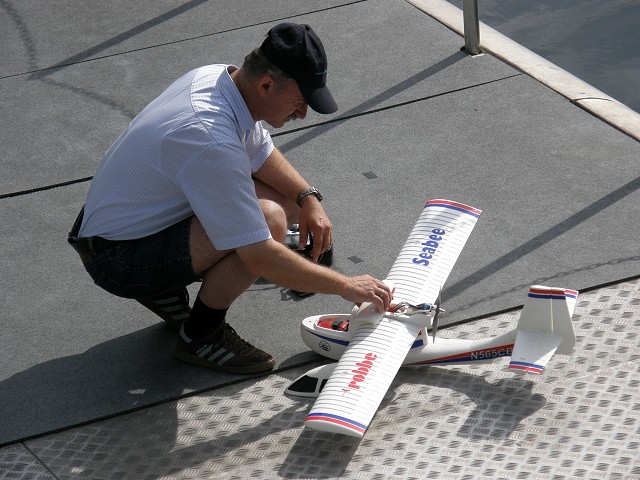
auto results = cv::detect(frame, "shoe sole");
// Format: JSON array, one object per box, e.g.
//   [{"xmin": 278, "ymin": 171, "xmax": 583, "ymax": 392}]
[{"xmin": 175, "ymin": 349, "xmax": 276, "ymax": 374}]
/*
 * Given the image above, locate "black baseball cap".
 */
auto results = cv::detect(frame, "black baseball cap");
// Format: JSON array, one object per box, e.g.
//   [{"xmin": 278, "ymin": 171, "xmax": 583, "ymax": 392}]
[{"xmin": 260, "ymin": 23, "xmax": 338, "ymax": 114}]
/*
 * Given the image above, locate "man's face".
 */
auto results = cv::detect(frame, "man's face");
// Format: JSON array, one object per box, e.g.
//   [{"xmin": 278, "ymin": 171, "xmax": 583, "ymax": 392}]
[{"xmin": 262, "ymin": 78, "xmax": 308, "ymax": 128}]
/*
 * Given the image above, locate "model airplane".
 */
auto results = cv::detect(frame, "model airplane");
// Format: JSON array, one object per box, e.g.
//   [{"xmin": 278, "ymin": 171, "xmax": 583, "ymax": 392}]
[{"xmin": 285, "ymin": 199, "xmax": 578, "ymax": 438}]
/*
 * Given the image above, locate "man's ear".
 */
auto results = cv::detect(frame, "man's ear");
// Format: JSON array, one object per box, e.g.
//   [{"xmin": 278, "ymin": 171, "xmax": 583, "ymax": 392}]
[{"xmin": 257, "ymin": 75, "xmax": 275, "ymax": 97}]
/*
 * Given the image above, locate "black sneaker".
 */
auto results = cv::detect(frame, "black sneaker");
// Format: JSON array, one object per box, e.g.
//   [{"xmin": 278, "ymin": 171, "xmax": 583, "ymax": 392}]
[
  {"xmin": 297, "ymin": 242, "xmax": 333, "ymax": 268},
  {"xmin": 136, "ymin": 288, "xmax": 191, "ymax": 330},
  {"xmin": 175, "ymin": 322, "xmax": 275, "ymax": 374},
  {"xmin": 286, "ymin": 224, "xmax": 333, "ymax": 268}
]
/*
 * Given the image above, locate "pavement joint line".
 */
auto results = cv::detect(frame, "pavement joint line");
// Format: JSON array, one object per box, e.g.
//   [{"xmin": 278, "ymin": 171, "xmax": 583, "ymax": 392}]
[
  {"xmin": 442, "ymin": 273, "xmax": 640, "ymax": 329},
  {"xmin": 0, "ymin": 1, "xmax": 367, "ymax": 81},
  {"xmin": 19, "ymin": 442, "xmax": 61, "ymax": 480},
  {"xmin": 273, "ymin": 73, "xmax": 523, "ymax": 140},
  {"xmin": 0, "ymin": 73, "xmax": 521, "ymax": 200},
  {"xmin": 406, "ymin": 0, "xmax": 640, "ymax": 141},
  {"xmin": 0, "ymin": 177, "xmax": 93, "ymax": 200},
  {"xmin": 443, "ymin": 175, "xmax": 640, "ymax": 306},
  {"xmin": 0, "ymin": 360, "xmax": 321, "ymax": 449}
]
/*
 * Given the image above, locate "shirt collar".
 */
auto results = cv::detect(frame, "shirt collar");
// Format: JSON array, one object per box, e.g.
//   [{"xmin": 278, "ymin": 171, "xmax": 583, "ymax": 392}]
[{"xmin": 221, "ymin": 65, "xmax": 257, "ymax": 131}]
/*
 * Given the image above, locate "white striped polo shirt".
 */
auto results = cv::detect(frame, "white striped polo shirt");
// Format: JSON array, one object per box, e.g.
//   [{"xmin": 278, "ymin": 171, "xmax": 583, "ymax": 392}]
[{"xmin": 79, "ymin": 64, "xmax": 274, "ymax": 250}]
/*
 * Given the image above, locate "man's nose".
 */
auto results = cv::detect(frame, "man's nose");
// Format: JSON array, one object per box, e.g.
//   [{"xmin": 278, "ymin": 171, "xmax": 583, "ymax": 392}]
[{"xmin": 296, "ymin": 103, "xmax": 308, "ymax": 120}]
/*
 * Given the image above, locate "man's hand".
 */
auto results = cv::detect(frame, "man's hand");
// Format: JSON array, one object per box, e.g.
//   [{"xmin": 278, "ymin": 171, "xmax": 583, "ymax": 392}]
[
  {"xmin": 298, "ymin": 196, "xmax": 332, "ymax": 262},
  {"xmin": 340, "ymin": 275, "xmax": 393, "ymax": 312},
  {"xmin": 237, "ymin": 239, "xmax": 392, "ymax": 311},
  {"xmin": 251, "ymin": 148, "xmax": 333, "ymax": 263}
]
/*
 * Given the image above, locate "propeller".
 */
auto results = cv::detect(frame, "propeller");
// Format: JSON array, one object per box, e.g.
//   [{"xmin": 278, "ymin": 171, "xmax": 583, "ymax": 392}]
[{"xmin": 431, "ymin": 288, "xmax": 443, "ymax": 343}]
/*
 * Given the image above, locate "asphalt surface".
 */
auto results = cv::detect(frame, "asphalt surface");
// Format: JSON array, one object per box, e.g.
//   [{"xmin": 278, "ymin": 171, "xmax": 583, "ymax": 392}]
[{"xmin": 1, "ymin": 0, "xmax": 639, "ymax": 453}]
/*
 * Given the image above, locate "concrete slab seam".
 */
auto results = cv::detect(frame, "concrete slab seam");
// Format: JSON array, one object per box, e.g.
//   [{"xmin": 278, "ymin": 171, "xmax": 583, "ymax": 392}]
[
  {"xmin": 0, "ymin": 73, "xmax": 521, "ymax": 200},
  {"xmin": 1, "ymin": 1, "xmax": 368, "ymax": 82}
]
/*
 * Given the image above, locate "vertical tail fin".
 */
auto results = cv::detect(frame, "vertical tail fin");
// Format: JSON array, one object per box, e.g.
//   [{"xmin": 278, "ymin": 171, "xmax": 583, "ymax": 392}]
[
  {"xmin": 518, "ymin": 286, "xmax": 553, "ymax": 332},
  {"xmin": 517, "ymin": 285, "xmax": 577, "ymax": 354},
  {"xmin": 509, "ymin": 286, "xmax": 578, "ymax": 374}
]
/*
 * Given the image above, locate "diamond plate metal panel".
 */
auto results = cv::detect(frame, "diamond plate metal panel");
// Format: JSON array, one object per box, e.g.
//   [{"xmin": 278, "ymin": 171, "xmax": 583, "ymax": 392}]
[
  {"xmin": 0, "ymin": 444, "xmax": 55, "ymax": 480},
  {"xmin": 23, "ymin": 280, "xmax": 640, "ymax": 479}
]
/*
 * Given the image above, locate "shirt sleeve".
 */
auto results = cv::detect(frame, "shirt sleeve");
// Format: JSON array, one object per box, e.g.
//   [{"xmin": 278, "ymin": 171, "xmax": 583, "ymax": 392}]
[
  {"xmin": 246, "ymin": 122, "xmax": 275, "ymax": 173},
  {"xmin": 176, "ymin": 141, "xmax": 272, "ymax": 250}
]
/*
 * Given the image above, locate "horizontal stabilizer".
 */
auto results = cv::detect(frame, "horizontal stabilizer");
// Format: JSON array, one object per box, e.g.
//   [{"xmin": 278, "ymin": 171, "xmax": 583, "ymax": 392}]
[{"xmin": 508, "ymin": 330, "xmax": 562, "ymax": 374}]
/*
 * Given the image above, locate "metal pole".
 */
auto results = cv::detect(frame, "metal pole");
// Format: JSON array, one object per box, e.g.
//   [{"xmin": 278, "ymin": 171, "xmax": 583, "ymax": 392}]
[{"xmin": 463, "ymin": 0, "xmax": 481, "ymax": 55}]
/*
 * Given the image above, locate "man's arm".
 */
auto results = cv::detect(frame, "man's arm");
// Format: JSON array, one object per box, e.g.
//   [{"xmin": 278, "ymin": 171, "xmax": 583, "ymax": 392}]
[
  {"xmin": 253, "ymin": 147, "xmax": 331, "ymax": 261},
  {"xmin": 236, "ymin": 238, "xmax": 392, "ymax": 311}
]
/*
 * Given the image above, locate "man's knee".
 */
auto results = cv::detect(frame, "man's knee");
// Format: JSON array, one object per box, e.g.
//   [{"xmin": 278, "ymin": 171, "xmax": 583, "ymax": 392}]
[
  {"xmin": 260, "ymin": 199, "xmax": 287, "ymax": 243},
  {"xmin": 254, "ymin": 178, "xmax": 299, "ymax": 225}
]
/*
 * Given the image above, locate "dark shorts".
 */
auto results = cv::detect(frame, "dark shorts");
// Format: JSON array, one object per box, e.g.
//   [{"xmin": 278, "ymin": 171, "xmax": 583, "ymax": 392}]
[{"xmin": 83, "ymin": 217, "xmax": 200, "ymax": 299}]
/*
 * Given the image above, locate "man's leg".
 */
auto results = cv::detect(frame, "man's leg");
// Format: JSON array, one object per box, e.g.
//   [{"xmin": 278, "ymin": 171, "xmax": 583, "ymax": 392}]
[
  {"xmin": 135, "ymin": 180, "xmax": 311, "ymax": 327},
  {"xmin": 175, "ymin": 195, "xmax": 288, "ymax": 374},
  {"xmin": 191, "ymin": 197, "xmax": 288, "ymax": 308}
]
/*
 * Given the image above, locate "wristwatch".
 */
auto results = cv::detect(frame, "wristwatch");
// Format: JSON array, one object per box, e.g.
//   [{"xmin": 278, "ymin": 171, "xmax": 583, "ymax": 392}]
[{"xmin": 296, "ymin": 187, "xmax": 323, "ymax": 207}]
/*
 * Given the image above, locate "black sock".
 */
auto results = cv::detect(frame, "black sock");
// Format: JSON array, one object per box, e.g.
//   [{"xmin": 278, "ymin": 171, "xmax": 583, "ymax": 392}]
[{"xmin": 183, "ymin": 296, "xmax": 227, "ymax": 339}]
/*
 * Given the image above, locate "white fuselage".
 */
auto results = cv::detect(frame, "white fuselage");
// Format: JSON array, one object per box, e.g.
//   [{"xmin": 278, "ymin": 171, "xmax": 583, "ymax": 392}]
[{"xmin": 301, "ymin": 314, "xmax": 518, "ymax": 367}]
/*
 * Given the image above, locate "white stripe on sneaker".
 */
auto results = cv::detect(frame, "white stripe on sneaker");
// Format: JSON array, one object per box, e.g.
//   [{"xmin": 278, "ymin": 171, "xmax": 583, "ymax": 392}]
[
  {"xmin": 216, "ymin": 352, "xmax": 236, "ymax": 366},
  {"xmin": 163, "ymin": 305, "xmax": 185, "ymax": 312},
  {"xmin": 155, "ymin": 296, "xmax": 179, "ymax": 305},
  {"xmin": 208, "ymin": 347, "xmax": 227, "ymax": 361},
  {"xmin": 197, "ymin": 345, "xmax": 213, "ymax": 358}
]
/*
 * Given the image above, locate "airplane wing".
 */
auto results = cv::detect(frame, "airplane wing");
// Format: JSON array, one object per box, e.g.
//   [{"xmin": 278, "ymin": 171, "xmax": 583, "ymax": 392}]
[
  {"xmin": 386, "ymin": 199, "xmax": 482, "ymax": 305},
  {"xmin": 305, "ymin": 316, "xmax": 421, "ymax": 437},
  {"xmin": 304, "ymin": 199, "xmax": 482, "ymax": 437}
]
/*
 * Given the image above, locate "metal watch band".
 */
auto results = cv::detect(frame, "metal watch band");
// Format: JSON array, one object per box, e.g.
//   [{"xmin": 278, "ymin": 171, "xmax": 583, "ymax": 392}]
[{"xmin": 296, "ymin": 187, "xmax": 323, "ymax": 207}]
